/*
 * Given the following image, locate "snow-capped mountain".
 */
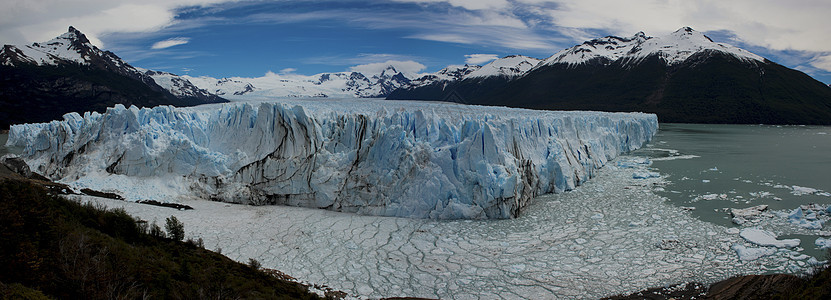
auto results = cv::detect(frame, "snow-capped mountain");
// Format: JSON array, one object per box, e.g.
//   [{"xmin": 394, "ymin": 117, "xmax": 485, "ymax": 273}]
[
  {"xmin": 398, "ymin": 55, "xmax": 540, "ymax": 91},
  {"xmin": 539, "ymin": 27, "xmax": 763, "ymax": 68},
  {"xmin": 140, "ymin": 68, "xmax": 224, "ymax": 99},
  {"xmin": 0, "ymin": 27, "xmax": 226, "ymax": 128},
  {"xmin": 387, "ymin": 55, "xmax": 542, "ymax": 102},
  {"xmin": 466, "ymin": 55, "xmax": 542, "ymax": 78},
  {"xmin": 389, "ymin": 27, "xmax": 831, "ymax": 125},
  {"xmin": 184, "ymin": 65, "xmax": 411, "ymax": 99},
  {"xmin": 403, "ymin": 64, "xmax": 481, "ymax": 89},
  {"xmin": 1, "ymin": 26, "xmax": 123, "ymax": 67}
]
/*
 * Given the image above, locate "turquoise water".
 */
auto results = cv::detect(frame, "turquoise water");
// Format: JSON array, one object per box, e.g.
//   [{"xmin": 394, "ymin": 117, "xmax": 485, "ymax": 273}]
[
  {"xmin": 633, "ymin": 123, "xmax": 831, "ymax": 258},
  {"xmin": 0, "ymin": 133, "xmax": 23, "ymax": 156},
  {"xmin": 1, "ymin": 133, "xmax": 23, "ymax": 156}
]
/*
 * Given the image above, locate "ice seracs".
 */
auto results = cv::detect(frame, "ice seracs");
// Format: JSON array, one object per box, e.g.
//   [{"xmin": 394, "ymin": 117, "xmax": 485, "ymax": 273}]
[{"xmin": 7, "ymin": 99, "xmax": 658, "ymax": 219}]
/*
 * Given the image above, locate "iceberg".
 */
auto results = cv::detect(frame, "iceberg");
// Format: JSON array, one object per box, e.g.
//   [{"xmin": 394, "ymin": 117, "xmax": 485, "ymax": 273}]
[
  {"xmin": 7, "ymin": 99, "xmax": 657, "ymax": 219},
  {"xmin": 739, "ymin": 228, "xmax": 800, "ymax": 248},
  {"xmin": 732, "ymin": 244, "xmax": 776, "ymax": 261}
]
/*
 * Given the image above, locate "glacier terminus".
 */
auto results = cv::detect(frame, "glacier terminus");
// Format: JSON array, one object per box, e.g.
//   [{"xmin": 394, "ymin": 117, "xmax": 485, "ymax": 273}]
[{"xmin": 7, "ymin": 99, "xmax": 657, "ymax": 219}]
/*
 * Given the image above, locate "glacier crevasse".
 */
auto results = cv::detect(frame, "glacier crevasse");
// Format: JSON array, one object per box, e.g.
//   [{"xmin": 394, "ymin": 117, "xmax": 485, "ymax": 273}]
[{"xmin": 7, "ymin": 100, "xmax": 658, "ymax": 219}]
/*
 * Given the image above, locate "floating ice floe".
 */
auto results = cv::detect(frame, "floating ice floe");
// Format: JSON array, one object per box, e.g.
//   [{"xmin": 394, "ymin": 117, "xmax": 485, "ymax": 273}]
[
  {"xmin": 695, "ymin": 193, "xmax": 727, "ymax": 201},
  {"xmin": 815, "ymin": 237, "xmax": 831, "ymax": 249},
  {"xmin": 730, "ymin": 205, "xmax": 769, "ymax": 225},
  {"xmin": 785, "ymin": 207, "xmax": 824, "ymax": 230},
  {"xmin": 632, "ymin": 171, "xmax": 661, "ymax": 179},
  {"xmin": 616, "ymin": 157, "xmax": 651, "ymax": 168},
  {"xmin": 739, "ymin": 228, "xmax": 800, "ymax": 248},
  {"xmin": 732, "ymin": 244, "xmax": 776, "ymax": 261},
  {"xmin": 791, "ymin": 186, "xmax": 829, "ymax": 196}
]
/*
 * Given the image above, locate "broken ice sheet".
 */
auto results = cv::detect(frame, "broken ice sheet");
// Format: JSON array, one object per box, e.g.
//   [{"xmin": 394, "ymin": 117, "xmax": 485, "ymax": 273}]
[{"xmin": 73, "ymin": 155, "xmax": 814, "ymax": 299}]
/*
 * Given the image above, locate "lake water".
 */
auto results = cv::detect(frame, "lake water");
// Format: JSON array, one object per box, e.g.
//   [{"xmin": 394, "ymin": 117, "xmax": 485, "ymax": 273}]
[
  {"xmin": 1, "ymin": 133, "xmax": 24, "ymax": 156},
  {"xmin": 632, "ymin": 123, "xmax": 831, "ymax": 258}
]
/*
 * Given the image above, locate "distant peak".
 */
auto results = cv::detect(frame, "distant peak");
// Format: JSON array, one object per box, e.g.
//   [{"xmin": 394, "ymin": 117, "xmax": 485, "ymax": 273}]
[
  {"xmin": 59, "ymin": 26, "xmax": 91, "ymax": 45},
  {"xmin": 676, "ymin": 26, "xmax": 696, "ymax": 33}
]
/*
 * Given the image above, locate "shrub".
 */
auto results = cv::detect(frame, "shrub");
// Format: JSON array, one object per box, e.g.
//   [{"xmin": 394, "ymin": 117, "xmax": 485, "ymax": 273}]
[{"xmin": 165, "ymin": 216, "xmax": 185, "ymax": 241}]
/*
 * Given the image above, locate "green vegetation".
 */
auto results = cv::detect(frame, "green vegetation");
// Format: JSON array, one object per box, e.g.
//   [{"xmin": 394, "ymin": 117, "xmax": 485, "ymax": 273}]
[
  {"xmin": 165, "ymin": 216, "xmax": 185, "ymax": 241},
  {"xmin": 0, "ymin": 179, "xmax": 327, "ymax": 299}
]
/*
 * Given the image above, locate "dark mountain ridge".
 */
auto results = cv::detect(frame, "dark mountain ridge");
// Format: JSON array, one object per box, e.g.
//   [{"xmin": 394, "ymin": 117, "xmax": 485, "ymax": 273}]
[
  {"xmin": 0, "ymin": 27, "xmax": 227, "ymax": 129},
  {"xmin": 388, "ymin": 27, "xmax": 831, "ymax": 125}
]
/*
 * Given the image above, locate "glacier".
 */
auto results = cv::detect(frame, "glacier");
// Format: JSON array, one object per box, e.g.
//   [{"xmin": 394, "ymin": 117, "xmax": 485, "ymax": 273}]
[{"xmin": 7, "ymin": 99, "xmax": 657, "ymax": 219}]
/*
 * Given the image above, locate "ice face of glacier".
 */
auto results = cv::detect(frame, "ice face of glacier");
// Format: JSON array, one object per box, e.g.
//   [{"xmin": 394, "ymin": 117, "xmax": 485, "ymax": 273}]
[{"xmin": 7, "ymin": 99, "xmax": 658, "ymax": 219}]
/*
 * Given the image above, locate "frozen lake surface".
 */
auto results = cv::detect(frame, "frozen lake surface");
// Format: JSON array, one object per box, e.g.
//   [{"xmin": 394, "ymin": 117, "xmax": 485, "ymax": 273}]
[{"xmin": 75, "ymin": 154, "xmax": 807, "ymax": 299}]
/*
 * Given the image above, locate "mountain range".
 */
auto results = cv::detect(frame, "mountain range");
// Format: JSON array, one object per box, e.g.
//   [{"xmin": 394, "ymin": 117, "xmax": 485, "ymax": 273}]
[
  {"xmin": 0, "ymin": 27, "xmax": 424, "ymax": 129},
  {"xmin": 389, "ymin": 27, "xmax": 831, "ymax": 125},
  {"xmin": 2, "ymin": 26, "xmax": 831, "ymax": 127},
  {"xmin": 182, "ymin": 65, "xmax": 411, "ymax": 100},
  {"xmin": 0, "ymin": 27, "xmax": 228, "ymax": 129}
]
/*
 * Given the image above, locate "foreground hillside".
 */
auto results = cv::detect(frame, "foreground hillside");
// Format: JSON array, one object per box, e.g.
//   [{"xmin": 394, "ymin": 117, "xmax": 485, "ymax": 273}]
[{"xmin": 0, "ymin": 176, "xmax": 329, "ymax": 299}]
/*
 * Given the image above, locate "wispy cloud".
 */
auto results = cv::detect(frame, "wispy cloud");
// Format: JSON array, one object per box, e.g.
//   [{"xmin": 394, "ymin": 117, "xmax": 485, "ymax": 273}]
[
  {"xmin": 225, "ymin": 2, "xmax": 562, "ymax": 52},
  {"xmin": 151, "ymin": 37, "xmax": 190, "ymax": 49},
  {"xmin": 350, "ymin": 60, "xmax": 426, "ymax": 77},
  {"xmin": 0, "ymin": 0, "xmax": 233, "ymax": 48},
  {"xmin": 279, "ymin": 68, "xmax": 297, "ymax": 74},
  {"xmin": 305, "ymin": 53, "xmax": 426, "ymax": 66},
  {"xmin": 464, "ymin": 54, "xmax": 499, "ymax": 65},
  {"xmin": 4, "ymin": 0, "xmax": 831, "ymax": 81},
  {"xmin": 391, "ymin": 0, "xmax": 510, "ymax": 11},
  {"xmin": 810, "ymin": 54, "xmax": 831, "ymax": 72}
]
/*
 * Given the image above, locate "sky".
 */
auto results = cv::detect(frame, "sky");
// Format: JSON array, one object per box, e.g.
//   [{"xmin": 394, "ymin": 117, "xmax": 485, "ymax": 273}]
[{"xmin": 1, "ymin": 0, "xmax": 830, "ymax": 84}]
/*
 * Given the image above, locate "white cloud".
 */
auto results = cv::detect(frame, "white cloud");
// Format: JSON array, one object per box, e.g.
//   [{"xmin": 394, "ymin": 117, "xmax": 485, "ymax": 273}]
[
  {"xmin": 279, "ymin": 68, "xmax": 297, "ymax": 74},
  {"xmin": 465, "ymin": 54, "xmax": 499, "ymax": 65},
  {"xmin": 810, "ymin": 54, "xmax": 831, "ymax": 72},
  {"xmin": 349, "ymin": 60, "xmax": 426, "ymax": 77},
  {"xmin": 392, "ymin": 0, "xmax": 510, "ymax": 10},
  {"xmin": 0, "ymin": 0, "xmax": 234, "ymax": 48},
  {"xmin": 3, "ymin": 0, "xmax": 830, "ymax": 79},
  {"xmin": 542, "ymin": 0, "xmax": 831, "ymax": 53},
  {"xmin": 383, "ymin": 0, "xmax": 831, "ymax": 62},
  {"xmin": 151, "ymin": 37, "xmax": 190, "ymax": 49}
]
